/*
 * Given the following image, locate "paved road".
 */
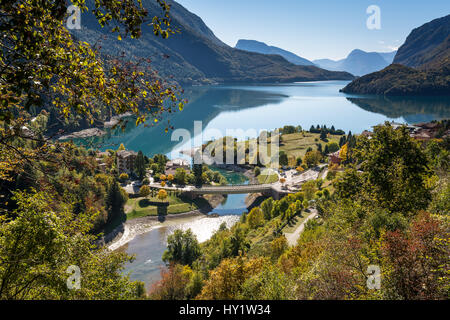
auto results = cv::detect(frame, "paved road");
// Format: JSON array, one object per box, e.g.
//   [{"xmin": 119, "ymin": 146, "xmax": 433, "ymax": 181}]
[{"xmin": 284, "ymin": 209, "xmax": 318, "ymax": 246}]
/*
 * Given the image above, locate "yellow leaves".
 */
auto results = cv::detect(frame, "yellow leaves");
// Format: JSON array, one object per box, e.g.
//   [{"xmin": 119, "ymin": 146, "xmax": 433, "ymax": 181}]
[
  {"xmin": 154, "ymin": 118, "xmax": 158, "ymax": 123},
  {"xmin": 339, "ymin": 143, "xmax": 348, "ymax": 161},
  {"xmin": 117, "ymin": 35, "xmax": 122, "ymax": 41}
]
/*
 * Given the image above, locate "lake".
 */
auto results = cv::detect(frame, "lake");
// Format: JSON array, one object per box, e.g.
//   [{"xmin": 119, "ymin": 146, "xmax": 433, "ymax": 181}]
[
  {"xmin": 100, "ymin": 81, "xmax": 449, "ymax": 289},
  {"xmin": 79, "ymin": 80, "xmax": 450, "ymax": 158}
]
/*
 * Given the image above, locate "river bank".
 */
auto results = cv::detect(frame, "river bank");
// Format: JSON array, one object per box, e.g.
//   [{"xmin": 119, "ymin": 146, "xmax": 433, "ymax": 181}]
[
  {"xmin": 58, "ymin": 112, "xmax": 134, "ymax": 140},
  {"xmin": 105, "ymin": 194, "xmax": 225, "ymax": 251}
]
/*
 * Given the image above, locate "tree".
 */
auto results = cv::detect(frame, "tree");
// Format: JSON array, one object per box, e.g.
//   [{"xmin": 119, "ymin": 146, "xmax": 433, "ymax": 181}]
[
  {"xmin": 134, "ymin": 151, "xmax": 146, "ymax": 180},
  {"xmin": 139, "ymin": 185, "xmax": 150, "ymax": 197},
  {"xmin": 174, "ymin": 168, "xmax": 187, "ymax": 185},
  {"xmin": 0, "ymin": 0, "xmax": 183, "ymax": 300},
  {"xmin": 339, "ymin": 143, "xmax": 348, "ymax": 162},
  {"xmin": 247, "ymin": 207, "xmax": 265, "ymax": 229},
  {"xmin": 269, "ymin": 236, "xmax": 289, "ymax": 261},
  {"xmin": 279, "ymin": 151, "xmax": 288, "ymax": 167},
  {"xmin": 320, "ymin": 129, "xmax": 327, "ymax": 141},
  {"xmin": 0, "ymin": 191, "xmax": 143, "ymax": 299},
  {"xmin": 324, "ymin": 144, "xmax": 329, "ymax": 155},
  {"xmin": 357, "ymin": 123, "xmax": 432, "ymax": 214},
  {"xmin": 193, "ymin": 164, "xmax": 203, "ymax": 187},
  {"xmin": 162, "ymin": 229, "xmax": 201, "ymax": 266},
  {"xmin": 302, "ymin": 180, "xmax": 317, "ymax": 201},
  {"xmin": 119, "ymin": 173, "xmax": 129, "ymax": 183},
  {"xmin": 198, "ymin": 257, "xmax": 265, "ymax": 300},
  {"xmin": 240, "ymin": 265, "xmax": 294, "ymax": 300},
  {"xmin": 149, "ymin": 264, "xmax": 193, "ymax": 300},
  {"xmin": 261, "ymin": 198, "xmax": 274, "ymax": 220},
  {"xmin": 327, "ymin": 141, "xmax": 340, "ymax": 153},
  {"xmin": 303, "ymin": 150, "xmax": 322, "ymax": 168},
  {"xmin": 380, "ymin": 212, "xmax": 448, "ymax": 299},
  {"xmin": 335, "ymin": 169, "xmax": 363, "ymax": 200},
  {"xmin": 157, "ymin": 189, "xmax": 168, "ymax": 202},
  {"xmin": 317, "ymin": 143, "xmax": 323, "ymax": 154},
  {"xmin": 106, "ymin": 181, "xmax": 128, "ymax": 222}
]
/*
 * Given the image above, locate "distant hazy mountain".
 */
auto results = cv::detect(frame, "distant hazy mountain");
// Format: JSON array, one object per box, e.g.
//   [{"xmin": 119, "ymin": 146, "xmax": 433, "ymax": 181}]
[
  {"xmin": 379, "ymin": 51, "xmax": 397, "ymax": 64},
  {"xmin": 234, "ymin": 39, "xmax": 315, "ymax": 66},
  {"xmin": 71, "ymin": 0, "xmax": 352, "ymax": 86},
  {"xmin": 313, "ymin": 49, "xmax": 397, "ymax": 76},
  {"xmin": 341, "ymin": 14, "xmax": 450, "ymax": 96}
]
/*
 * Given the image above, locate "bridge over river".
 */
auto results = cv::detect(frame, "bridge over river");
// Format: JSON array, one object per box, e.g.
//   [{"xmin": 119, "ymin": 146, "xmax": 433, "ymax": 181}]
[
  {"xmin": 125, "ymin": 166, "xmax": 325, "ymax": 200},
  {"xmin": 188, "ymin": 184, "xmax": 274, "ymax": 195}
]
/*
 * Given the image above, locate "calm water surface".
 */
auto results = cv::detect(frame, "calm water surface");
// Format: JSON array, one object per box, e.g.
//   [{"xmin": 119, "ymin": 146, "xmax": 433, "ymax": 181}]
[{"xmin": 78, "ymin": 81, "xmax": 450, "ymax": 158}]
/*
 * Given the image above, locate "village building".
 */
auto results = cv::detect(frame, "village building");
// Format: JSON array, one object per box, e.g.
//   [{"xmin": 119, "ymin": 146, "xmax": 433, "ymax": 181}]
[
  {"xmin": 361, "ymin": 130, "xmax": 373, "ymax": 139},
  {"xmin": 165, "ymin": 158, "xmax": 190, "ymax": 175},
  {"xmin": 116, "ymin": 150, "xmax": 137, "ymax": 174},
  {"xmin": 328, "ymin": 150, "xmax": 341, "ymax": 165}
]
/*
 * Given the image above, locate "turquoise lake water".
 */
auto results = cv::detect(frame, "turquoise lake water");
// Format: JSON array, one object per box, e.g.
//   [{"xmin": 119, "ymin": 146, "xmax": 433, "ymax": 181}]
[{"xmin": 78, "ymin": 81, "xmax": 450, "ymax": 159}]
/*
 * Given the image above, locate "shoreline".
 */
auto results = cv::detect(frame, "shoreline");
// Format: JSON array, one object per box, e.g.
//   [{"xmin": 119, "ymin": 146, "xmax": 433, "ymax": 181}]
[{"xmin": 105, "ymin": 194, "xmax": 224, "ymax": 251}]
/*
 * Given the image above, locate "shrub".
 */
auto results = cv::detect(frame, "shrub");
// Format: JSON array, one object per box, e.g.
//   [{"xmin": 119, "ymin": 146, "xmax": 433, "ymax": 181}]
[
  {"xmin": 119, "ymin": 173, "xmax": 129, "ymax": 182},
  {"xmin": 139, "ymin": 185, "xmax": 150, "ymax": 197}
]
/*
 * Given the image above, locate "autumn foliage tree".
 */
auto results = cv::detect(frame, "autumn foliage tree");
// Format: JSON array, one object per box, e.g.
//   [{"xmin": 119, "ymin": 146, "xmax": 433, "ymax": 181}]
[
  {"xmin": 0, "ymin": 0, "xmax": 184, "ymax": 299},
  {"xmin": 380, "ymin": 212, "xmax": 449, "ymax": 299}
]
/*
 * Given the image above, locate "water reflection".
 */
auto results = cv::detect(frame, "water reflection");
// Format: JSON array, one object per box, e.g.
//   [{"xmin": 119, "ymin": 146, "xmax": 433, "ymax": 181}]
[
  {"xmin": 346, "ymin": 95, "xmax": 450, "ymax": 124},
  {"xmin": 76, "ymin": 86, "xmax": 287, "ymax": 155},
  {"xmin": 76, "ymin": 82, "xmax": 450, "ymax": 158}
]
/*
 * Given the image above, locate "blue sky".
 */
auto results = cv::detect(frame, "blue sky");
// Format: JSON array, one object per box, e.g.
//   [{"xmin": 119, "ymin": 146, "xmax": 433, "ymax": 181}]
[{"xmin": 176, "ymin": 0, "xmax": 450, "ymax": 61}]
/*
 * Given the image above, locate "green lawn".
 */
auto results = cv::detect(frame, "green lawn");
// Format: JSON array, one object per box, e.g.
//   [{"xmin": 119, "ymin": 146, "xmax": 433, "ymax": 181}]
[
  {"xmin": 125, "ymin": 195, "xmax": 208, "ymax": 220},
  {"xmin": 279, "ymin": 132, "xmax": 342, "ymax": 163},
  {"xmin": 257, "ymin": 172, "xmax": 279, "ymax": 184}
]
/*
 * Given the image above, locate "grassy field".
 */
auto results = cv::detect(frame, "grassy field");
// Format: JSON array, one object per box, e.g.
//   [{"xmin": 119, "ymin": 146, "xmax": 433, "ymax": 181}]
[
  {"xmin": 279, "ymin": 132, "xmax": 342, "ymax": 163},
  {"xmin": 125, "ymin": 195, "xmax": 209, "ymax": 220},
  {"xmin": 257, "ymin": 172, "xmax": 279, "ymax": 184},
  {"xmin": 207, "ymin": 131, "xmax": 341, "ymax": 168}
]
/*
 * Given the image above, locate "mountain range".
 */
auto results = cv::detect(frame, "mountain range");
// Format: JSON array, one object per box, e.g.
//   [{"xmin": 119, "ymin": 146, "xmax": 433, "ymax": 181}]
[
  {"xmin": 341, "ymin": 14, "xmax": 450, "ymax": 95},
  {"xmin": 234, "ymin": 39, "xmax": 315, "ymax": 66},
  {"xmin": 71, "ymin": 0, "xmax": 353, "ymax": 86},
  {"xmin": 313, "ymin": 49, "xmax": 397, "ymax": 76}
]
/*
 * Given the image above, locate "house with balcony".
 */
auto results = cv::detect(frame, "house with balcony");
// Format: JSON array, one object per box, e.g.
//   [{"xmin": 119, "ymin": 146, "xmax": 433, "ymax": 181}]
[{"xmin": 117, "ymin": 150, "xmax": 137, "ymax": 174}]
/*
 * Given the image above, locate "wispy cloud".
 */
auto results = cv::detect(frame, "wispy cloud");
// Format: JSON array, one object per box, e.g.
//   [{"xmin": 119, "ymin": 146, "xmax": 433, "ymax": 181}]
[{"xmin": 378, "ymin": 40, "xmax": 399, "ymax": 52}]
